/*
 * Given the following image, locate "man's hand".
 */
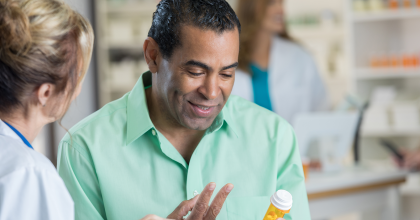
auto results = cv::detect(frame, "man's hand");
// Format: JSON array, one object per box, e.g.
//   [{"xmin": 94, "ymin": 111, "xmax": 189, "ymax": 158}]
[
  {"xmin": 167, "ymin": 182, "xmax": 234, "ymax": 220},
  {"xmin": 140, "ymin": 214, "xmax": 174, "ymax": 220}
]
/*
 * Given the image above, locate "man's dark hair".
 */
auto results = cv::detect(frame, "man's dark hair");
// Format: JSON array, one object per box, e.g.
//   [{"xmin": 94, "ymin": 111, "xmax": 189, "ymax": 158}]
[{"xmin": 148, "ymin": 0, "xmax": 241, "ymax": 60}]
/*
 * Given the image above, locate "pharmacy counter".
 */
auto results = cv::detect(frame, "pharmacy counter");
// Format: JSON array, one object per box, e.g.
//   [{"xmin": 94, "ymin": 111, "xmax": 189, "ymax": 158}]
[{"xmin": 306, "ymin": 168, "xmax": 408, "ymax": 220}]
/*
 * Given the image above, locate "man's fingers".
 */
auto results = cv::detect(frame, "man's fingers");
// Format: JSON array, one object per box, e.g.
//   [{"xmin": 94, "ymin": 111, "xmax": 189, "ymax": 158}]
[
  {"xmin": 204, "ymin": 183, "xmax": 234, "ymax": 220},
  {"xmin": 167, "ymin": 196, "xmax": 199, "ymax": 220},
  {"xmin": 140, "ymin": 214, "xmax": 172, "ymax": 220},
  {"xmin": 187, "ymin": 182, "xmax": 216, "ymax": 220}
]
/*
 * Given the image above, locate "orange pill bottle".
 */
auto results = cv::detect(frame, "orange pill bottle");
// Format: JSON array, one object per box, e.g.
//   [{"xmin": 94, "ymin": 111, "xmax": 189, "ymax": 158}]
[{"xmin": 263, "ymin": 190, "xmax": 293, "ymax": 220}]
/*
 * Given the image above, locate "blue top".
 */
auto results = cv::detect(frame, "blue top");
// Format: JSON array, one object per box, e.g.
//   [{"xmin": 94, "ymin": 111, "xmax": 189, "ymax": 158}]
[
  {"xmin": 4, "ymin": 121, "xmax": 33, "ymax": 149},
  {"xmin": 250, "ymin": 63, "xmax": 273, "ymax": 111}
]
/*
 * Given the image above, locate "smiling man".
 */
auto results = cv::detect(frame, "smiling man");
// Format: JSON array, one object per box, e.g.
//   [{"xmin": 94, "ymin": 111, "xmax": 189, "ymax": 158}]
[{"xmin": 57, "ymin": 0, "xmax": 310, "ymax": 219}]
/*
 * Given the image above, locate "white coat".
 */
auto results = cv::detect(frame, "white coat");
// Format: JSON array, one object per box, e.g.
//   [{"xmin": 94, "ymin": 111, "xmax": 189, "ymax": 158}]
[
  {"xmin": 0, "ymin": 119, "xmax": 74, "ymax": 220},
  {"xmin": 232, "ymin": 36, "xmax": 329, "ymax": 124}
]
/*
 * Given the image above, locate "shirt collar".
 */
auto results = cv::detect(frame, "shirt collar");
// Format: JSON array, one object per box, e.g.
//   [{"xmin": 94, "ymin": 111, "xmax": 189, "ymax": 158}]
[
  {"xmin": 205, "ymin": 107, "xmax": 239, "ymax": 138},
  {"xmin": 126, "ymin": 71, "xmax": 154, "ymax": 145},
  {"xmin": 126, "ymin": 71, "xmax": 239, "ymax": 145}
]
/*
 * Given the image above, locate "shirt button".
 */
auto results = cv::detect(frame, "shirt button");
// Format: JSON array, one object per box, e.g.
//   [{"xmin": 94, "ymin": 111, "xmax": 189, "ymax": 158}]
[
  {"xmin": 193, "ymin": 190, "xmax": 199, "ymax": 197},
  {"xmin": 152, "ymin": 129, "xmax": 156, "ymax": 136}
]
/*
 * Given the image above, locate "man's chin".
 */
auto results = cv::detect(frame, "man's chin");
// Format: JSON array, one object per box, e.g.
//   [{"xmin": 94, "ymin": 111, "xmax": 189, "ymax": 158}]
[{"xmin": 181, "ymin": 117, "xmax": 216, "ymax": 131}]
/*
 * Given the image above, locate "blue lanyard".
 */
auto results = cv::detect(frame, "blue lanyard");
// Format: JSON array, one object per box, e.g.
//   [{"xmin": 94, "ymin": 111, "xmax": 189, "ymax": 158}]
[{"xmin": 4, "ymin": 121, "xmax": 33, "ymax": 149}]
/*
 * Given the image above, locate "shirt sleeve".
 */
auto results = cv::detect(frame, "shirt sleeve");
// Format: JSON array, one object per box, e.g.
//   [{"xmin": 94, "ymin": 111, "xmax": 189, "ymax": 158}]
[
  {"xmin": 57, "ymin": 141, "xmax": 106, "ymax": 220},
  {"xmin": 276, "ymin": 123, "xmax": 311, "ymax": 220},
  {"xmin": 0, "ymin": 168, "xmax": 74, "ymax": 220}
]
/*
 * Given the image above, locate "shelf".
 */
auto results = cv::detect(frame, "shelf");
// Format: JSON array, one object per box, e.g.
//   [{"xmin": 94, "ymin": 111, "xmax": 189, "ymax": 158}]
[
  {"xmin": 362, "ymin": 129, "xmax": 420, "ymax": 137},
  {"xmin": 289, "ymin": 27, "xmax": 344, "ymax": 39},
  {"xmin": 353, "ymin": 8, "xmax": 420, "ymax": 22},
  {"xmin": 355, "ymin": 68, "xmax": 420, "ymax": 80}
]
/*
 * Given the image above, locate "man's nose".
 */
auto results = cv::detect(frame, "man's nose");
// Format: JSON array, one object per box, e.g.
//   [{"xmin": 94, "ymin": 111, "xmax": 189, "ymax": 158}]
[{"xmin": 198, "ymin": 75, "xmax": 220, "ymax": 100}]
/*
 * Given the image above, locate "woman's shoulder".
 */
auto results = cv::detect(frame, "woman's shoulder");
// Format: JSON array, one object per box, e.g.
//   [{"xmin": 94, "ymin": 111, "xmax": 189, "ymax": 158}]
[{"xmin": 0, "ymin": 136, "xmax": 57, "ymax": 179}]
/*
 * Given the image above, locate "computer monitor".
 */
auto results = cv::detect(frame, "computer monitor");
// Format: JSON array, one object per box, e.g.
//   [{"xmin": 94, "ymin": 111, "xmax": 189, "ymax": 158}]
[{"xmin": 293, "ymin": 112, "xmax": 360, "ymax": 172}]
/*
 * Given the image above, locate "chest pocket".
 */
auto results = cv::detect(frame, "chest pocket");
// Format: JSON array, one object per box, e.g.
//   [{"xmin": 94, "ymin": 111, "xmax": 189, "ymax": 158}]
[{"xmin": 226, "ymin": 196, "xmax": 271, "ymax": 220}]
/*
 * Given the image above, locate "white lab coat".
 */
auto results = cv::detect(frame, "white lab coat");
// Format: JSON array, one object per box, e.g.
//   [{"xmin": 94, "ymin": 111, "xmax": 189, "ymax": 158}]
[
  {"xmin": 0, "ymin": 120, "xmax": 74, "ymax": 220},
  {"xmin": 232, "ymin": 36, "xmax": 329, "ymax": 124}
]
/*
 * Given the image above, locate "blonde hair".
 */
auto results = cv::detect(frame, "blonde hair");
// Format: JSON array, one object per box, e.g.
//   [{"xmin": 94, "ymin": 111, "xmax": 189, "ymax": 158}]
[{"xmin": 0, "ymin": 0, "xmax": 94, "ymax": 116}]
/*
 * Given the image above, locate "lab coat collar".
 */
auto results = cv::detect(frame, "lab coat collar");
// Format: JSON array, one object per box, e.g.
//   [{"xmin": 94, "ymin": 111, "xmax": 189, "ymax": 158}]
[{"xmin": 0, "ymin": 119, "xmax": 25, "ymax": 145}]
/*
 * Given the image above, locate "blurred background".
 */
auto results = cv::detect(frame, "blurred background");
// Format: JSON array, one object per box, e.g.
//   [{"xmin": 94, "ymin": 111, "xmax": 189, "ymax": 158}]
[{"xmin": 34, "ymin": 0, "xmax": 420, "ymax": 219}]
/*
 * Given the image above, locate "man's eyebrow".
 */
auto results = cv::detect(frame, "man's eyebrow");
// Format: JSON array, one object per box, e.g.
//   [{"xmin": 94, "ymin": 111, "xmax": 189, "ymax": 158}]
[
  {"xmin": 221, "ymin": 62, "xmax": 238, "ymax": 71},
  {"xmin": 184, "ymin": 60, "xmax": 211, "ymax": 71}
]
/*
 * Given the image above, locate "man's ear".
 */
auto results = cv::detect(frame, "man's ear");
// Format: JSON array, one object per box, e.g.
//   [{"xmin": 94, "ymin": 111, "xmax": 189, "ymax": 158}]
[
  {"xmin": 143, "ymin": 37, "xmax": 160, "ymax": 73},
  {"xmin": 36, "ymin": 83, "xmax": 54, "ymax": 107}
]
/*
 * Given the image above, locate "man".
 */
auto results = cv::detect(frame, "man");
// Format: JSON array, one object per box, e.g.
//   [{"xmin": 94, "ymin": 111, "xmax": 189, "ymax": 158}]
[{"xmin": 57, "ymin": 0, "xmax": 310, "ymax": 219}]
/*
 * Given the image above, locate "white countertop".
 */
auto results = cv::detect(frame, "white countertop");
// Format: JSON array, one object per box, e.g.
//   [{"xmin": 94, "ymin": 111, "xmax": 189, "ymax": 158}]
[{"xmin": 306, "ymin": 167, "xmax": 408, "ymax": 194}]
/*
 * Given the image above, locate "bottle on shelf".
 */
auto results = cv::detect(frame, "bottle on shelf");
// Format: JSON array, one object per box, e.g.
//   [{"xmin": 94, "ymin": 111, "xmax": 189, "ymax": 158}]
[
  {"xmin": 369, "ymin": 52, "xmax": 388, "ymax": 68},
  {"xmin": 389, "ymin": 0, "xmax": 399, "ymax": 9},
  {"xmin": 403, "ymin": 54, "xmax": 413, "ymax": 67},
  {"xmin": 403, "ymin": 0, "xmax": 412, "ymax": 8},
  {"xmin": 369, "ymin": 51, "xmax": 420, "ymax": 69},
  {"xmin": 389, "ymin": 52, "xmax": 401, "ymax": 67}
]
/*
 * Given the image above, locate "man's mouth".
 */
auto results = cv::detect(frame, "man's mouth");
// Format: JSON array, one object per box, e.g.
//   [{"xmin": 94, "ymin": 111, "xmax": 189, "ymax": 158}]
[
  {"xmin": 188, "ymin": 101, "xmax": 217, "ymax": 117},
  {"xmin": 196, "ymin": 105, "xmax": 210, "ymax": 110}
]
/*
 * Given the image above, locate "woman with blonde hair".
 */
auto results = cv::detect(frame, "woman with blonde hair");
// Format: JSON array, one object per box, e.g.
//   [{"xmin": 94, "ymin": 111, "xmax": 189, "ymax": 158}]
[
  {"xmin": 0, "ymin": 0, "xmax": 93, "ymax": 219},
  {"xmin": 232, "ymin": 0, "xmax": 329, "ymax": 124},
  {"xmin": 0, "ymin": 1, "xmax": 232, "ymax": 220}
]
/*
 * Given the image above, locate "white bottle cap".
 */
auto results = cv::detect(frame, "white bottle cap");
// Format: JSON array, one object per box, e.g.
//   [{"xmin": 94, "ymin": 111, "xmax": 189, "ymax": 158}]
[{"xmin": 271, "ymin": 190, "xmax": 293, "ymax": 211}]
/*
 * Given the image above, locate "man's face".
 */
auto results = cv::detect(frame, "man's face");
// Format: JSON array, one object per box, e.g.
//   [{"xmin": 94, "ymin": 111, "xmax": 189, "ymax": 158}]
[{"xmin": 155, "ymin": 26, "xmax": 239, "ymax": 131}]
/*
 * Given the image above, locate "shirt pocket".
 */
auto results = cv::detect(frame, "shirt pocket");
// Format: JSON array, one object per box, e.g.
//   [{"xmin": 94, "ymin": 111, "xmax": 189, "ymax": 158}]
[{"xmin": 226, "ymin": 196, "xmax": 271, "ymax": 220}]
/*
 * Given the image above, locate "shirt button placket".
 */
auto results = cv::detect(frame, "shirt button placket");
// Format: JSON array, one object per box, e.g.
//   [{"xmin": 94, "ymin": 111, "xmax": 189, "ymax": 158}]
[{"xmin": 186, "ymin": 150, "xmax": 203, "ymax": 200}]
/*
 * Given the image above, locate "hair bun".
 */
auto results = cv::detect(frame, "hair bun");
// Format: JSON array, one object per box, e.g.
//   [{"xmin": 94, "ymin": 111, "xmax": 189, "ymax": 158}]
[{"xmin": 0, "ymin": 0, "xmax": 32, "ymax": 54}]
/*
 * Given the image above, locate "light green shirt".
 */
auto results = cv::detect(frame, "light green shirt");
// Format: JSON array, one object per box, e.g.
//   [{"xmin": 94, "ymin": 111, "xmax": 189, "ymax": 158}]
[{"xmin": 57, "ymin": 71, "xmax": 310, "ymax": 220}]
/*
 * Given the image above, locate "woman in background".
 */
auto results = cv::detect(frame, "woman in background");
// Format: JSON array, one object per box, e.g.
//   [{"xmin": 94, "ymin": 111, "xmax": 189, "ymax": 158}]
[
  {"xmin": 232, "ymin": 0, "xmax": 329, "ymax": 124},
  {"xmin": 0, "ymin": 0, "xmax": 93, "ymax": 219}
]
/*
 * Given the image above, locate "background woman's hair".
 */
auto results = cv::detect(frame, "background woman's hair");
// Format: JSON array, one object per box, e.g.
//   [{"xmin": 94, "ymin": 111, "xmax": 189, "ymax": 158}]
[
  {"xmin": 236, "ymin": 0, "xmax": 293, "ymax": 72},
  {"xmin": 0, "ymin": 0, "xmax": 94, "ymax": 117}
]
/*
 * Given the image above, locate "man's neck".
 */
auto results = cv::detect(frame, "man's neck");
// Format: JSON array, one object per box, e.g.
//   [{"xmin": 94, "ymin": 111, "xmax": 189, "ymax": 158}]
[{"xmin": 145, "ymin": 87, "xmax": 205, "ymax": 164}]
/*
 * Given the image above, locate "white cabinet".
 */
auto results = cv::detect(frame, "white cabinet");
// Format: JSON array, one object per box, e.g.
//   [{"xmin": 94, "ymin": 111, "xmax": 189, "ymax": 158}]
[{"xmin": 345, "ymin": 1, "xmax": 420, "ymax": 139}]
